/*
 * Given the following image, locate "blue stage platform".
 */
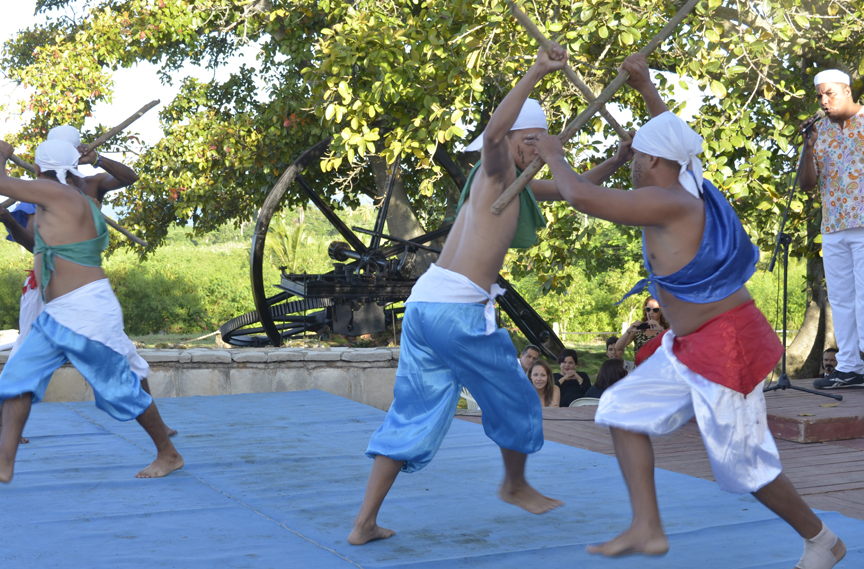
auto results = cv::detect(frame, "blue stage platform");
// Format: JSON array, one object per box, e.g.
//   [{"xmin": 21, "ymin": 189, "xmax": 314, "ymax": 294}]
[{"xmin": 1, "ymin": 390, "xmax": 861, "ymax": 568}]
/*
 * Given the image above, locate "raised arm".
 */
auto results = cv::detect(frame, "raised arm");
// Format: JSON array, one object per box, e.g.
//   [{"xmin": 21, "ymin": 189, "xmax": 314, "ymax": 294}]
[
  {"xmin": 0, "ymin": 141, "xmax": 69, "ymax": 208},
  {"xmin": 530, "ymin": 132, "xmax": 633, "ymax": 201},
  {"xmin": 620, "ymin": 54, "xmax": 669, "ymax": 118},
  {"xmin": 799, "ymin": 124, "xmax": 819, "ymax": 192},
  {"xmin": 78, "ymin": 147, "xmax": 139, "ymax": 203},
  {"xmin": 526, "ymin": 134, "xmax": 690, "ymax": 226},
  {"xmin": 481, "ymin": 44, "xmax": 567, "ymax": 180}
]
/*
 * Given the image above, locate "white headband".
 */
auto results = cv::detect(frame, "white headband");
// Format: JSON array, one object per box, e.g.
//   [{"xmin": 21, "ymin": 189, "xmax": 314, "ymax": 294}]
[
  {"xmin": 34, "ymin": 139, "xmax": 84, "ymax": 186},
  {"xmin": 465, "ymin": 98, "xmax": 548, "ymax": 152},
  {"xmin": 46, "ymin": 125, "xmax": 82, "ymax": 148},
  {"xmin": 632, "ymin": 111, "xmax": 704, "ymax": 199},
  {"xmin": 814, "ymin": 69, "xmax": 850, "ymax": 86}
]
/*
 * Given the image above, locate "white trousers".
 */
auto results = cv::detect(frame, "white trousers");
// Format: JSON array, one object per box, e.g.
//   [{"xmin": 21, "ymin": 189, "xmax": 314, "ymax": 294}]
[
  {"xmin": 595, "ymin": 332, "xmax": 782, "ymax": 494},
  {"xmin": 822, "ymin": 227, "xmax": 864, "ymax": 374}
]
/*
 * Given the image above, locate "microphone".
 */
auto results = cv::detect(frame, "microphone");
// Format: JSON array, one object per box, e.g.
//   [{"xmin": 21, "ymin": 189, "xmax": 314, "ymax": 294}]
[{"xmin": 804, "ymin": 110, "xmax": 826, "ymax": 132}]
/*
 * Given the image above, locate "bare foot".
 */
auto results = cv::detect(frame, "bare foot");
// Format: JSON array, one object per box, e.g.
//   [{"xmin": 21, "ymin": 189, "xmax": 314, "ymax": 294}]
[
  {"xmin": 0, "ymin": 455, "xmax": 13, "ymax": 483},
  {"xmin": 136, "ymin": 451, "xmax": 184, "ymax": 478},
  {"xmin": 348, "ymin": 522, "xmax": 396, "ymax": 545},
  {"xmin": 166, "ymin": 426, "xmax": 178, "ymax": 438},
  {"xmin": 19, "ymin": 437, "xmax": 28, "ymax": 444},
  {"xmin": 587, "ymin": 526, "xmax": 669, "ymax": 557},
  {"xmin": 795, "ymin": 536, "xmax": 846, "ymax": 569},
  {"xmin": 499, "ymin": 482, "xmax": 563, "ymax": 514}
]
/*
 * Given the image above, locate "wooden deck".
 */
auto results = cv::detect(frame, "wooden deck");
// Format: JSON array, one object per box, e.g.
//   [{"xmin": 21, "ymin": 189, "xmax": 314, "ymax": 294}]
[{"xmin": 456, "ymin": 384, "xmax": 864, "ymax": 521}]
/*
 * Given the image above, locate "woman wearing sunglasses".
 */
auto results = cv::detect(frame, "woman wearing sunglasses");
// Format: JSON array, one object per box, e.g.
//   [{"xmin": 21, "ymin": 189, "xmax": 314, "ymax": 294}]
[{"xmin": 615, "ymin": 297, "xmax": 669, "ymax": 359}]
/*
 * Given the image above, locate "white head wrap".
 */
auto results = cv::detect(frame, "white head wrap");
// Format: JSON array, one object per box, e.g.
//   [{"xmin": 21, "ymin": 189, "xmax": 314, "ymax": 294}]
[
  {"xmin": 814, "ymin": 69, "xmax": 850, "ymax": 86},
  {"xmin": 632, "ymin": 111, "xmax": 704, "ymax": 198},
  {"xmin": 34, "ymin": 139, "xmax": 84, "ymax": 186},
  {"xmin": 465, "ymin": 98, "xmax": 548, "ymax": 152},
  {"xmin": 46, "ymin": 125, "xmax": 82, "ymax": 148}
]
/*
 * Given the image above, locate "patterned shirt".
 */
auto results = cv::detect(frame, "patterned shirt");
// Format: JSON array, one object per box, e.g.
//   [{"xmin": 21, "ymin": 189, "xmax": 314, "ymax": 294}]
[{"xmin": 814, "ymin": 106, "xmax": 864, "ymax": 234}]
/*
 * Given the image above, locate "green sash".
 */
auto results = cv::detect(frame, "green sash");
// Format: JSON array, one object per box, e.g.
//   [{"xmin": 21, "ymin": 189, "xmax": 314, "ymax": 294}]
[
  {"xmin": 456, "ymin": 161, "xmax": 546, "ymax": 249},
  {"xmin": 33, "ymin": 190, "xmax": 109, "ymax": 300}
]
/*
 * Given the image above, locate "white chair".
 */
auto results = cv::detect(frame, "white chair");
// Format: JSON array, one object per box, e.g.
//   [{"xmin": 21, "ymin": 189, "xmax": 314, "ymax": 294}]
[
  {"xmin": 569, "ymin": 397, "xmax": 601, "ymax": 407},
  {"xmin": 461, "ymin": 387, "xmax": 480, "ymax": 411}
]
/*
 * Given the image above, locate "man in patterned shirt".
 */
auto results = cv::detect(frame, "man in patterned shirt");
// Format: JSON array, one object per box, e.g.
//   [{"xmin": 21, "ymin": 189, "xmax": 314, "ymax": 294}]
[{"xmin": 801, "ymin": 69, "xmax": 864, "ymax": 389}]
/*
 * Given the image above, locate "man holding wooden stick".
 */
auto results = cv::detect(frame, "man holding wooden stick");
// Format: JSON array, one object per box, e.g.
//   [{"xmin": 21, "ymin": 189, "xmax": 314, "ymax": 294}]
[
  {"xmin": 1, "ymin": 126, "xmax": 175, "ymax": 437},
  {"xmin": 527, "ymin": 54, "xmax": 845, "ymax": 568},
  {"xmin": 348, "ymin": 42, "xmax": 634, "ymax": 545},
  {"xmin": 0, "ymin": 138, "xmax": 183, "ymax": 482}
]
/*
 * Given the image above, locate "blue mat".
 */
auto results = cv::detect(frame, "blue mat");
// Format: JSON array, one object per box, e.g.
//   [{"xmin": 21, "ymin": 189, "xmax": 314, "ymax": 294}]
[{"xmin": 1, "ymin": 390, "xmax": 861, "ymax": 568}]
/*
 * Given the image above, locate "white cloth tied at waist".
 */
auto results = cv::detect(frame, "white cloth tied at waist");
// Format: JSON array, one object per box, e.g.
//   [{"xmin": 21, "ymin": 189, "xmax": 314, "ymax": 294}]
[
  {"xmin": 406, "ymin": 263, "xmax": 505, "ymax": 335},
  {"xmin": 44, "ymin": 279, "xmax": 135, "ymax": 358}
]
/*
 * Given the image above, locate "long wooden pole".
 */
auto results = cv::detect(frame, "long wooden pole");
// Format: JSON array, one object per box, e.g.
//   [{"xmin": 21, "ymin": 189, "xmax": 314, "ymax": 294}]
[
  {"xmin": 491, "ymin": 0, "xmax": 702, "ymax": 215},
  {"xmin": 1, "ymin": 100, "xmax": 160, "ymax": 245},
  {"xmin": 509, "ymin": 1, "xmax": 630, "ymax": 141}
]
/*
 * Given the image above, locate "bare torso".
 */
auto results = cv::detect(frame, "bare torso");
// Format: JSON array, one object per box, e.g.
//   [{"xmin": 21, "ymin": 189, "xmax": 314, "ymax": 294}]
[
  {"xmin": 436, "ymin": 167, "xmax": 522, "ymax": 291},
  {"xmin": 642, "ymin": 185, "xmax": 751, "ymax": 337},
  {"xmin": 33, "ymin": 184, "xmax": 107, "ymax": 303}
]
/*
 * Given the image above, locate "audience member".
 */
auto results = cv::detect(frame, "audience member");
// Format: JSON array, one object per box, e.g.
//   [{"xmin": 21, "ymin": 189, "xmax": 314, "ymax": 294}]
[
  {"xmin": 519, "ymin": 344, "xmax": 541, "ymax": 373},
  {"xmin": 821, "ymin": 348, "xmax": 839, "ymax": 378},
  {"xmin": 553, "ymin": 348, "xmax": 591, "ymax": 407},
  {"xmin": 605, "ymin": 336, "xmax": 635, "ymax": 372},
  {"xmin": 615, "ymin": 296, "xmax": 669, "ymax": 362},
  {"xmin": 584, "ymin": 359, "xmax": 628, "ymax": 399},
  {"xmin": 528, "ymin": 360, "xmax": 560, "ymax": 407}
]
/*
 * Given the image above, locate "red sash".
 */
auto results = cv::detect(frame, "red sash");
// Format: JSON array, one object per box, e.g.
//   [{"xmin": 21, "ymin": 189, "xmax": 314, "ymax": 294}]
[
  {"xmin": 22, "ymin": 270, "xmax": 37, "ymax": 295},
  {"xmin": 635, "ymin": 300, "xmax": 782, "ymax": 395}
]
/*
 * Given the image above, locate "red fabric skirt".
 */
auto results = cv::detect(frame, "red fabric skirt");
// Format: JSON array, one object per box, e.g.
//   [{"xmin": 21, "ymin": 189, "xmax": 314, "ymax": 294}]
[{"xmin": 634, "ymin": 300, "xmax": 782, "ymax": 395}]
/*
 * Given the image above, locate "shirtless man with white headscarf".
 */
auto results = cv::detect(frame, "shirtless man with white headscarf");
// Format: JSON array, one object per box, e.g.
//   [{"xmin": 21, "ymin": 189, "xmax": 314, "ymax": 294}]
[
  {"xmin": 0, "ymin": 138, "xmax": 183, "ymax": 482},
  {"xmin": 528, "ymin": 53, "xmax": 845, "ymax": 568},
  {"xmin": 0, "ymin": 127, "xmax": 175, "ymax": 437},
  {"xmin": 348, "ymin": 43, "xmax": 633, "ymax": 545}
]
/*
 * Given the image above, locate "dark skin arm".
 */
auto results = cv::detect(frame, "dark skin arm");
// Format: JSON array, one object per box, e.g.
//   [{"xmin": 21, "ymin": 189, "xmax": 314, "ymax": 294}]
[
  {"xmin": 0, "ymin": 206, "xmax": 34, "ymax": 252},
  {"xmin": 524, "ymin": 54, "xmax": 693, "ymax": 227},
  {"xmin": 77, "ymin": 147, "xmax": 138, "ymax": 204},
  {"xmin": 531, "ymin": 136, "xmax": 635, "ymax": 202},
  {"xmin": 480, "ymin": 44, "xmax": 568, "ymax": 184},
  {"xmin": 798, "ymin": 123, "xmax": 819, "ymax": 192}
]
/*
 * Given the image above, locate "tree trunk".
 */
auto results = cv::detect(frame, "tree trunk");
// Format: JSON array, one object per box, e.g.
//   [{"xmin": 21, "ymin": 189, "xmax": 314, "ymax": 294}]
[
  {"xmin": 369, "ymin": 155, "xmax": 436, "ymax": 273},
  {"xmin": 785, "ymin": 257, "xmax": 827, "ymax": 378},
  {"xmin": 824, "ymin": 297, "xmax": 836, "ymax": 351}
]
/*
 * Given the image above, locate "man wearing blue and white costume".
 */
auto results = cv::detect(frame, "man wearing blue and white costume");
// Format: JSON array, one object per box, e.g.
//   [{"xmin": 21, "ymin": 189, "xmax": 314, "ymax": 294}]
[
  {"xmin": 0, "ymin": 138, "xmax": 183, "ymax": 483},
  {"xmin": 529, "ymin": 53, "xmax": 845, "ymax": 569},
  {"xmin": 348, "ymin": 43, "xmax": 635, "ymax": 545}
]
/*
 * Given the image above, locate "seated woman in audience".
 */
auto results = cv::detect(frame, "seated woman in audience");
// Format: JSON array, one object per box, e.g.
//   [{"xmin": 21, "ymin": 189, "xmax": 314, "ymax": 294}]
[
  {"xmin": 553, "ymin": 348, "xmax": 591, "ymax": 407},
  {"xmin": 584, "ymin": 359, "xmax": 628, "ymax": 399},
  {"xmin": 528, "ymin": 360, "xmax": 560, "ymax": 408},
  {"xmin": 614, "ymin": 296, "xmax": 669, "ymax": 363}
]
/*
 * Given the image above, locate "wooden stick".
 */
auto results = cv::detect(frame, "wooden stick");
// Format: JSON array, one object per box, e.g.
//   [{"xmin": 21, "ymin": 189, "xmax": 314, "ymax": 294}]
[
  {"xmin": 9, "ymin": 154, "xmax": 35, "ymax": 174},
  {"xmin": 82, "ymin": 100, "xmax": 159, "ymax": 154},
  {"xmin": 103, "ymin": 216, "xmax": 147, "ymax": 247},
  {"xmin": 492, "ymin": 0, "xmax": 702, "ymax": 215},
  {"xmin": 509, "ymin": 1, "xmax": 630, "ymax": 140},
  {"xmin": 1, "ymin": 193, "xmax": 147, "ymax": 246},
  {"xmin": 1, "ymin": 100, "xmax": 159, "ymax": 245}
]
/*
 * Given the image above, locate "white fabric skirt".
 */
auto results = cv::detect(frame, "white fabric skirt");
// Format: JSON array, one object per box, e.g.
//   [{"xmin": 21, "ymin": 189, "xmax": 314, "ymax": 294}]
[{"xmin": 596, "ymin": 331, "xmax": 782, "ymax": 494}]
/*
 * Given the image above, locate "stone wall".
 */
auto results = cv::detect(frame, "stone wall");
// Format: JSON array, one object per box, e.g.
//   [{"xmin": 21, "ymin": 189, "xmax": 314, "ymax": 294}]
[{"xmin": 0, "ymin": 347, "xmax": 399, "ymax": 411}]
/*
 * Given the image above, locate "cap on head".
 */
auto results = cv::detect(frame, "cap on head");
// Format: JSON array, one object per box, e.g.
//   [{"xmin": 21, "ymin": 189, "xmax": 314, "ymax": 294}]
[
  {"xmin": 464, "ymin": 98, "xmax": 548, "ymax": 152},
  {"xmin": 631, "ymin": 111, "xmax": 704, "ymax": 198},
  {"xmin": 814, "ymin": 69, "xmax": 850, "ymax": 86},
  {"xmin": 34, "ymin": 139, "xmax": 84, "ymax": 186},
  {"xmin": 47, "ymin": 125, "xmax": 82, "ymax": 148}
]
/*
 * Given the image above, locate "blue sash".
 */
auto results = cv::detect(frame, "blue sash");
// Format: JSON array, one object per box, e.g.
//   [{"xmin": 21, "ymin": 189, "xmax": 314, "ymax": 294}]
[{"xmin": 618, "ymin": 179, "xmax": 758, "ymax": 304}]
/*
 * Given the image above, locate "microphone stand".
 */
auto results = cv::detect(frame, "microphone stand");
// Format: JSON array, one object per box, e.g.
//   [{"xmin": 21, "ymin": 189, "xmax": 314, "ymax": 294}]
[{"xmin": 764, "ymin": 121, "xmax": 841, "ymax": 401}]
